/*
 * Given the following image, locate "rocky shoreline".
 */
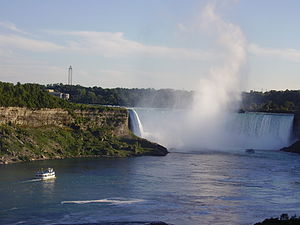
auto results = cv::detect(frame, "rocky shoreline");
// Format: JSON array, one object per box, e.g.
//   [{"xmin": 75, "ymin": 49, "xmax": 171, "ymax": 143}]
[
  {"xmin": 0, "ymin": 107, "xmax": 168, "ymax": 164},
  {"xmin": 280, "ymin": 140, "xmax": 300, "ymax": 154}
]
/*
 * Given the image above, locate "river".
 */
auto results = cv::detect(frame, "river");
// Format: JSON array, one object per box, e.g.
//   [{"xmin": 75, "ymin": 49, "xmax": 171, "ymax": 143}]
[{"xmin": 1, "ymin": 149, "xmax": 300, "ymax": 225}]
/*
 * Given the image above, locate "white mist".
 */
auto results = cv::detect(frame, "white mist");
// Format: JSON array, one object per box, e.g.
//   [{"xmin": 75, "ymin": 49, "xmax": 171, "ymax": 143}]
[
  {"xmin": 136, "ymin": 4, "xmax": 248, "ymax": 150},
  {"xmin": 131, "ymin": 4, "xmax": 295, "ymax": 151},
  {"xmin": 183, "ymin": 3, "xmax": 247, "ymax": 149}
]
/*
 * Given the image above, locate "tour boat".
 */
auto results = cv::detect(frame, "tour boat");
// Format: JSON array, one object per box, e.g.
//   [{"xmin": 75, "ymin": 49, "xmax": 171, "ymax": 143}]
[{"xmin": 35, "ymin": 168, "xmax": 56, "ymax": 180}]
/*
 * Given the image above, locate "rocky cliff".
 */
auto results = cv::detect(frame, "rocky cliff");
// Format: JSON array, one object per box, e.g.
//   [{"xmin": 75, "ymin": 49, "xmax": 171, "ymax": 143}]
[
  {"xmin": 0, "ymin": 107, "xmax": 128, "ymax": 135},
  {"xmin": 280, "ymin": 140, "xmax": 300, "ymax": 154},
  {"xmin": 280, "ymin": 113, "xmax": 300, "ymax": 154},
  {"xmin": 0, "ymin": 106, "xmax": 168, "ymax": 164},
  {"xmin": 293, "ymin": 112, "xmax": 300, "ymax": 140}
]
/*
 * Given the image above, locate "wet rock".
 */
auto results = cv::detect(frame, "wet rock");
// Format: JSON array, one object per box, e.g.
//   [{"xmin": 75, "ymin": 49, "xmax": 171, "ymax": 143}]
[{"xmin": 280, "ymin": 140, "xmax": 300, "ymax": 154}]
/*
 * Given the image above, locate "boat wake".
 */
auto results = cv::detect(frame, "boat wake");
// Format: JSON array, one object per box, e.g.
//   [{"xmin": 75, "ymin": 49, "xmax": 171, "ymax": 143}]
[
  {"xmin": 19, "ymin": 178, "xmax": 41, "ymax": 183},
  {"xmin": 61, "ymin": 198, "xmax": 145, "ymax": 205}
]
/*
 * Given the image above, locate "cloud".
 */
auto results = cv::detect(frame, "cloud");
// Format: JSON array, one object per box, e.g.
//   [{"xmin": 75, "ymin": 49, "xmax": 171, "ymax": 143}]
[
  {"xmin": 0, "ymin": 21, "xmax": 28, "ymax": 35},
  {"xmin": 0, "ymin": 24, "xmax": 219, "ymax": 61},
  {"xmin": 44, "ymin": 30, "xmax": 216, "ymax": 60},
  {"xmin": 248, "ymin": 43, "xmax": 300, "ymax": 62},
  {"xmin": 0, "ymin": 34, "xmax": 64, "ymax": 52},
  {"xmin": 177, "ymin": 23, "xmax": 187, "ymax": 32}
]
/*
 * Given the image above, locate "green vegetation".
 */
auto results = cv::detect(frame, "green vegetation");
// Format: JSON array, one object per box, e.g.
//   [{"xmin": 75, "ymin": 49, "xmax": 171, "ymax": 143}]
[
  {"xmin": 47, "ymin": 83, "xmax": 193, "ymax": 108},
  {"xmin": 241, "ymin": 90, "xmax": 300, "ymax": 113},
  {"xmin": 47, "ymin": 83, "xmax": 300, "ymax": 113},
  {"xmin": 0, "ymin": 81, "xmax": 127, "ymax": 114},
  {"xmin": 0, "ymin": 81, "xmax": 167, "ymax": 164},
  {"xmin": 0, "ymin": 124, "xmax": 167, "ymax": 164},
  {"xmin": 2, "ymin": 81, "xmax": 298, "ymax": 113},
  {"xmin": 0, "ymin": 82, "xmax": 69, "ymax": 109}
]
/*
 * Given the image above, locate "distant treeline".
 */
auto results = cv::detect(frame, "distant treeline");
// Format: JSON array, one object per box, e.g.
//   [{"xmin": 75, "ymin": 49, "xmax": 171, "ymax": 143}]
[
  {"xmin": 241, "ymin": 90, "xmax": 300, "ymax": 113},
  {"xmin": 47, "ymin": 83, "xmax": 193, "ymax": 108},
  {"xmin": 0, "ymin": 82, "xmax": 299, "ymax": 113},
  {"xmin": 0, "ymin": 81, "xmax": 123, "ymax": 112},
  {"xmin": 0, "ymin": 82, "xmax": 69, "ymax": 109},
  {"xmin": 49, "ymin": 84, "xmax": 300, "ymax": 113}
]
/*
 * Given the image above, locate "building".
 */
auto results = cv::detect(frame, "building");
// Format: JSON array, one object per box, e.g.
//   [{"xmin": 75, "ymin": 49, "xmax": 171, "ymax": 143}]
[{"xmin": 46, "ymin": 89, "xmax": 70, "ymax": 100}]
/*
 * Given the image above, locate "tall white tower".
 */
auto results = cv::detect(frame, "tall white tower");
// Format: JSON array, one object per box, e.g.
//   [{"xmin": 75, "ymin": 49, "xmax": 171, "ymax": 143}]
[{"xmin": 68, "ymin": 66, "xmax": 72, "ymax": 85}]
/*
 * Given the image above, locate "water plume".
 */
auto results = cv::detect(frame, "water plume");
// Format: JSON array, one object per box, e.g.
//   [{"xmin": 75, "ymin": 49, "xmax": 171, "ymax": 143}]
[
  {"xmin": 133, "ymin": 3, "xmax": 248, "ymax": 150},
  {"xmin": 185, "ymin": 3, "xmax": 247, "ymax": 149}
]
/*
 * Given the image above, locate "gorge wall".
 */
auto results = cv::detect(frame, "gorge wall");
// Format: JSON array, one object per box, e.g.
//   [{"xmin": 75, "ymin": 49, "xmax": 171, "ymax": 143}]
[
  {"xmin": 293, "ymin": 113, "xmax": 300, "ymax": 140},
  {"xmin": 0, "ymin": 106, "xmax": 129, "ymax": 136},
  {"xmin": 0, "ymin": 107, "xmax": 167, "ymax": 164}
]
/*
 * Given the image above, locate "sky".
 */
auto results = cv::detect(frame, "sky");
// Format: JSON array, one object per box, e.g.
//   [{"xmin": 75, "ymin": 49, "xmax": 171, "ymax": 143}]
[{"xmin": 0, "ymin": 0, "xmax": 299, "ymax": 91}]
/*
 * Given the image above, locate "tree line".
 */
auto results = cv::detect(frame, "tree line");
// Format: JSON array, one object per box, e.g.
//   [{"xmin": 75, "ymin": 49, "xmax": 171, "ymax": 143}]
[
  {"xmin": 0, "ymin": 82, "xmax": 69, "ymax": 109},
  {"xmin": 0, "ymin": 81, "xmax": 299, "ymax": 113},
  {"xmin": 241, "ymin": 90, "xmax": 300, "ymax": 113},
  {"xmin": 47, "ymin": 83, "xmax": 193, "ymax": 108},
  {"xmin": 49, "ymin": 84, "xmax": 300, "ymax": 113}
]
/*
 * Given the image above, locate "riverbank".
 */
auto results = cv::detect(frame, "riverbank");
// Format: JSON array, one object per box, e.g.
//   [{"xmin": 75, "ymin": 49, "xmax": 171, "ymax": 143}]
[
  {"xmin": 0, "ymin": 107, "xmax": 168, "ymax": 164},
  {"xmin": 280, "ymin": 140, "xmax": 300, "ymax": 154}
]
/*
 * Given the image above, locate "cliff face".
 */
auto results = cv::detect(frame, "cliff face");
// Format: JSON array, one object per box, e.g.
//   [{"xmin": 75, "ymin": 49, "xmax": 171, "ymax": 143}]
[
  {"xmin": 0, "ymin": 107, "xmax": 72, "ymax": 127},
  {"xmin": 281, "ymin": 140, "xmax": 300, "ymax": 154},
  {"xmin": 73, "ymin": 109, "xmax": 129, "ymax": 136},
  {"xmin": 0, "ymin": 107, "xmax": 167, "ymax": 164},
  {"xmin": 293, "ymin": 113, "xmax": 300, "ymax": 140},
  {"xmin": 0, "ymin": 107, "xmax": 129, "ymax": 136}
]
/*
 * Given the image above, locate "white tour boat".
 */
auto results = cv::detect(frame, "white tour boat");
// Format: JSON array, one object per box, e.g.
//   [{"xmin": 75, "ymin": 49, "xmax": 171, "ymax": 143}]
[{"xmin": 35, "ymin": 168, "xmax": 56, "ymax": 180}]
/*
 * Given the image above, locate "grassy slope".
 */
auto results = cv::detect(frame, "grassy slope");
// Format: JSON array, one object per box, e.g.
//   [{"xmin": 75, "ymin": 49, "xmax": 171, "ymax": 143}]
[
  {"xmin": 0, "ymin": 82, "xmax": 168, "ymax": 164},
  {"xmin": 0, "ymin": 124, "xmax": 168, "ymax": 164}
]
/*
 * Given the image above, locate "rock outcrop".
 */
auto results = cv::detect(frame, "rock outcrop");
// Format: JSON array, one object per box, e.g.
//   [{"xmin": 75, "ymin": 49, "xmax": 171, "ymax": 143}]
[
  {"xmin": 0, "ymin": 107, "xmax": 168, "ymax": 164},
  {"xmin": 280, "ymin": 140, "xmax": 300, "ymax": 154},
  {"xmin": 293, "ymin": 112, "xmax": 300, "ymax": 140},
  {"xmin": 0, "ymin": 107, "xmax": 128, "ymax": 135}
]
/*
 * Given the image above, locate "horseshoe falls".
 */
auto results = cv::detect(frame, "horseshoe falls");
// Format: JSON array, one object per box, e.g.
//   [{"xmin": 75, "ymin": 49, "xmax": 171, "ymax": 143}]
[{"xmin": 129, "ymin": 108, "xmax": 294, "ymax": 150}]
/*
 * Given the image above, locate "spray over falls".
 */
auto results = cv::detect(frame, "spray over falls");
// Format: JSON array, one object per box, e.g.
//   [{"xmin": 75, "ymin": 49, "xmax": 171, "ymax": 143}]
[
  {"xmin": 129, "ymin": 4, "xmax": 247, "ymax": 150},
  {"xmin": 129, "ymin": 4, "xmax": 294, "ymax": 151},
  {"xmin": 130, "ymin": 108, "xmax": 294, "ymax": 150}
]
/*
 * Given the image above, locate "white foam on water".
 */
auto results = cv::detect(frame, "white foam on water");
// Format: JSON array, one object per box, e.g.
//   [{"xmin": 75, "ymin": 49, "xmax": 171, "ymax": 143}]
[
  {"xmin": 61, "ymin": 198, "xmax": 145, "ymax": 205},
  {"xmin": 19, "ymin": 178, "xmax": 41, "ymax": 183}
]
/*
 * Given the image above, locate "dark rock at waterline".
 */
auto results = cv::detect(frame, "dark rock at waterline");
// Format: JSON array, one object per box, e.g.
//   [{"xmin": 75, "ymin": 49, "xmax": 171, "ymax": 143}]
[
  {"xmin": 280, "ymin": 140, "xmax": 300, "ymax": 154},
  {"xmin": 254, "ymin": 214, "xmax": 300, "ymax": 225},
  {"xmin": 120, "ymin": 137, "xmax": 168, "ymax": 156},
  {"xmin": 238, "ymin": 108, "xmax": 246, "ymax": 113},
  {"xmin": 246, "ymin": 149, "xmax": 255, "ymax": 154}
]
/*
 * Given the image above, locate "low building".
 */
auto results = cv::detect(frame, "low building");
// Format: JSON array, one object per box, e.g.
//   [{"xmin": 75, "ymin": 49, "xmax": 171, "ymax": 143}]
[
  {"xmin": 46, "ymin": 89, "xmax": 70, "ymax": 100},
  {"xmin": 62, "ymin": 93, "xmax": 70, "ymax": 100}
]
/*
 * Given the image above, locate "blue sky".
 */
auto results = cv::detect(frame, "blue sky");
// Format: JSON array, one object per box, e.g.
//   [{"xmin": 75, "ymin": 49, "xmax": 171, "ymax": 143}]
[{"xmin": 0, "ymin": 0, "xmax": 299, "ymax": 91}]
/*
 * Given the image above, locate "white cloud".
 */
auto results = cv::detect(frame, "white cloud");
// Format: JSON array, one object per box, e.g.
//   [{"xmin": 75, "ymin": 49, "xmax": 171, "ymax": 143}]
[
  {"xmin": 177, "ymin": 23, "xmax": 187, "ymax": 32},
  {"xmin": 248, "ymin": 43, "xmax": 300, "ymax": 62},
  {"xmin": 44, "ymin": 30, "xmax": 217, "ymax": 60},
  {"xmin": 0, "ymin": 21, "xmax": 28, "ymax": 35},
  {"xmin": 0, "ymin": 26, "xmax": 220, "ymax": 61},
  {"xmin": 0, "ymin": 34, "xmax": 64, "ymax": 52}
]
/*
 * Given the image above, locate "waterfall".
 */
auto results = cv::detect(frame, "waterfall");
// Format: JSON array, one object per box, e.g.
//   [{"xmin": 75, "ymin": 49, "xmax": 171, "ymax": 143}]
[
  {"xmin": 226, "ymin": 112, "xmax": 295, "ymax": 149},
  {"xmin": 132, "ymin": 108, "xmax": 295, "ymax": 150},
  {"xmin": 128, "ymin": 109, "xmax": 144, "ymax": 137}
]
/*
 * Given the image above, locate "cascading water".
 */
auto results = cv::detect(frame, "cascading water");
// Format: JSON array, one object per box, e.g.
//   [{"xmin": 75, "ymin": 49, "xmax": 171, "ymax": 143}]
[
  {"xmin": 128, "ymin": 108, "xmax": 144, "ymax": 137},
  {"xmin": 128, "ymin": 5, "xmax": 295, "ymax": 152},
  {"xmin": 225, "ymin": 112, "xmax": 295, "ymax": 149},
  {"xmin": 132, "ymin": 108, "xmax": 295, "ymax": 150}
]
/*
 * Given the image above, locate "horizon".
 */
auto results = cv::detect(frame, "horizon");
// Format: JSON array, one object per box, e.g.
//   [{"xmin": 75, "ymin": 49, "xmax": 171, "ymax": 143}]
[{"xmin": 1, "ymin": 1, "xmax": 300, "ymax": 91}]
